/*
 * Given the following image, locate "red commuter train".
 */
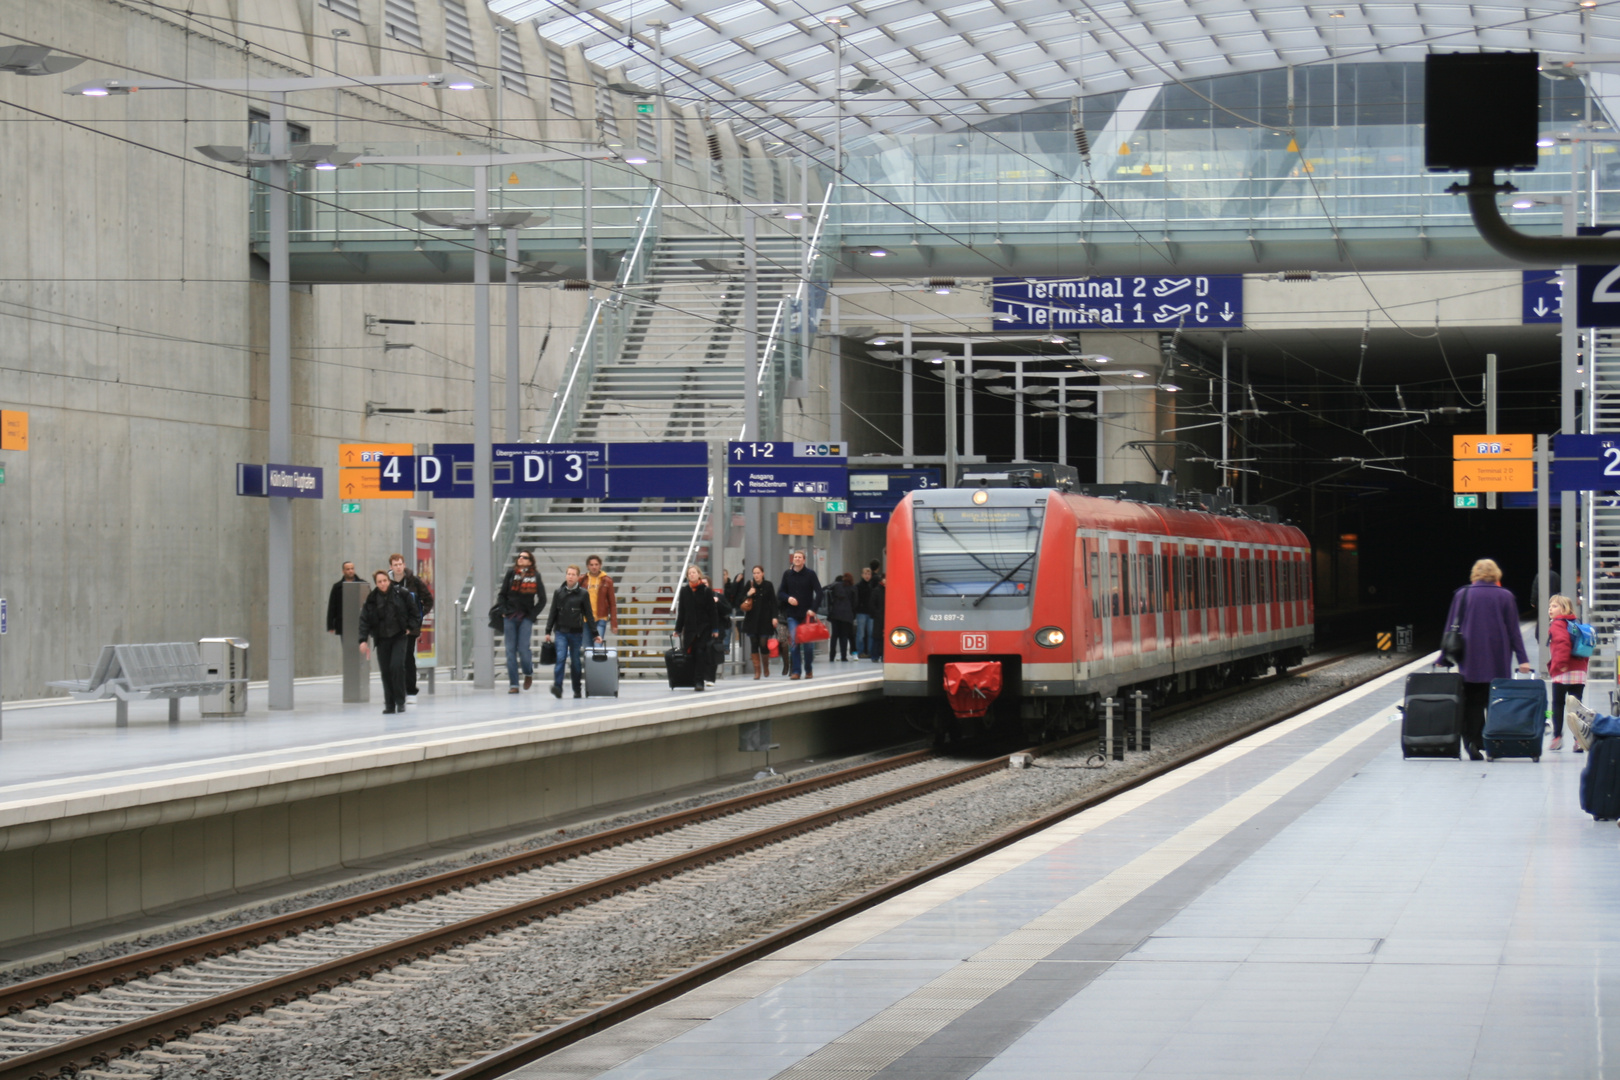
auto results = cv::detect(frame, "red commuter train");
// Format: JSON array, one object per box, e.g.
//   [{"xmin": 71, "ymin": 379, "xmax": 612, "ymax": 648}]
[{"xmin": 882, "ymin": 484, "xmax": 1315, "ymax": 732}]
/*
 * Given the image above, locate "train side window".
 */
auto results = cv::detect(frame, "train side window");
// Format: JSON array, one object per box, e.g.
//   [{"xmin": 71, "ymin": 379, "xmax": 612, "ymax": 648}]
[
  {"xmin": 1109, "ymin": 552, "xmax": 1121, "ymax": 617},
  {"xmin": 1121, "ymin": 552, "xmax": 1132, "ymax": 615}
]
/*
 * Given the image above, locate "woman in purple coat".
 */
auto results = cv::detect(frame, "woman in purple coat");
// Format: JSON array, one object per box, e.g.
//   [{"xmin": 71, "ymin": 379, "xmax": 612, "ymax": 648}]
[{"xmin": 1439, "ymin": 558, "xmax": 1532, "ymax": 760}]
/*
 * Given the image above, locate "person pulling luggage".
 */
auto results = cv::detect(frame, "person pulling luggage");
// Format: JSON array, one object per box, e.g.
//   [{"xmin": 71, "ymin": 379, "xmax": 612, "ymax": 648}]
[
  {"xmin": 675, "ymin": 565, "xmax": 721, "ymax": 691},
  {"xmin": 1436, "ymin": 558, "xmax": 1530, "ymax": 761},
  {"xmin": 543, "ymin": 565, "xmax": 600, "ymax": 699},
  {"xmin": 1546, "ymin": 595, "xmax": 1590, "ymax": 752}
]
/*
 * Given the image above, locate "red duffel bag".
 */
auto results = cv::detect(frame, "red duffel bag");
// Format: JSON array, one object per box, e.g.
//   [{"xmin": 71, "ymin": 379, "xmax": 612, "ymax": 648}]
[{"xmin": 795, "ymin": 615, "xmax": 830, "ymax": 644}]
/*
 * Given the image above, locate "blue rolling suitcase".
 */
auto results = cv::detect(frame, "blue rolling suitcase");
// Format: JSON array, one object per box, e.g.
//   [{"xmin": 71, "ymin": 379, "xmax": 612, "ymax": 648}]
[{"xmin": 1483, "ymin": 676, "xmax": 1546, "ymax": 761}]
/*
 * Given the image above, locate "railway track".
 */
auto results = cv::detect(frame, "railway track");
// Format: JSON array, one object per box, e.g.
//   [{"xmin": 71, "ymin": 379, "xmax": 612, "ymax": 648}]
[{"xmin": 0, "ymin": 648, "xmax": 1385, "ymax": 1080}]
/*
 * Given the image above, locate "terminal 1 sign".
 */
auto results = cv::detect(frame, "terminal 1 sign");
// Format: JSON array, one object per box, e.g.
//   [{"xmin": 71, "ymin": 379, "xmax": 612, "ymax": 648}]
[{"xmin": 992, "ymin": 275, "xmax": 1243, "ymax": 331}]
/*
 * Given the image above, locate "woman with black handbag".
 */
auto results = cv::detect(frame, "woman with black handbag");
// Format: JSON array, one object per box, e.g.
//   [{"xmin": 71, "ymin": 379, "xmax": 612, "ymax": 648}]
[
  {"xmin": 1438, "ymin": 558, "xmax": 1531, "ymax": 760},
  {"xmin": 740, "ymin": 565, "xmax": 779, "ymax": 680}
]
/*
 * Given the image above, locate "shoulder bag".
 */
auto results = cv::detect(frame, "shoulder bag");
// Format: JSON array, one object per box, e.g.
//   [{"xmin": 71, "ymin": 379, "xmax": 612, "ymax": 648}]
[{"xmin": 1441, "ymin": 586, "xmax": 1469, "ymax": 665}]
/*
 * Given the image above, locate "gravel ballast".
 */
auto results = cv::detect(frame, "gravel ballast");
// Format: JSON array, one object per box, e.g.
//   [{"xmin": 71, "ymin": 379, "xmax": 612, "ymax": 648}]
[{"xmin": 107, "ymin": 651, "xmax": 1407, "ymax": 1080}]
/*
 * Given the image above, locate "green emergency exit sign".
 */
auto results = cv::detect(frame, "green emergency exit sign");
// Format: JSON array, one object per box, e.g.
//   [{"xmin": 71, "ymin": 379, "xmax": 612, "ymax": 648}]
[
  {"xmin": 636, "ymin": 102, "xmax": 655, "ymax": 114},
  {"xmin": 342, "ymin": 501, "xmax": 361, "ymax": 514},
  {"xmin": 1454, "ymin": 493, "xmax": 1479, "ymax": 509},
  {"xmin": 824, "ymin": 499, "xmax": 848, "ymax": 512}
]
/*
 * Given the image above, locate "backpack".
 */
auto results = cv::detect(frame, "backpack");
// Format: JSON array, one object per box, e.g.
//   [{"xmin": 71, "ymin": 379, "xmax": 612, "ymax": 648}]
[{"xmin": 1571, "ymin": 620, "xmax": 1598, "ymax": 659}]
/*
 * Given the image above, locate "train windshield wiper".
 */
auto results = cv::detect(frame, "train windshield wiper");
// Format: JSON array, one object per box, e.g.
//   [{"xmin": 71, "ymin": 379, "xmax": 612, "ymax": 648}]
[{"xmin": 972, "ymin": 552, "xmax": 1034, "ymax": 607}]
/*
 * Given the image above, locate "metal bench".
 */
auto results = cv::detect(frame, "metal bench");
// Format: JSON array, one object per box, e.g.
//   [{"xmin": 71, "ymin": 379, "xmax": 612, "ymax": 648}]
[{"xmin": 49, "ymin": 642, "xmax": 244, "ymax": 725}]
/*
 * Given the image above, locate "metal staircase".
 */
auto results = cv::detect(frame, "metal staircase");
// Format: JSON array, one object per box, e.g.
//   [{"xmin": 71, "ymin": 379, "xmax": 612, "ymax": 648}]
[{"xmin": 457, "ymin": 193, "xmax": 818, "ymax": 678}]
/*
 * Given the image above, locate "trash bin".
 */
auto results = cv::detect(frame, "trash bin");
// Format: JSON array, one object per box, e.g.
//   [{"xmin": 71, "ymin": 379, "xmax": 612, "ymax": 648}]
[{"xmin": 198, "ymin": 637, "xmax": 250, "ymax": 717}]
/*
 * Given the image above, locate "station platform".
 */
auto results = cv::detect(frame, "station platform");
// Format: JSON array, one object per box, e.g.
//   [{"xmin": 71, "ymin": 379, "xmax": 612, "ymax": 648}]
[
  {"xmin": 0, "ymin": 663, "xmax": 884, "ymax": 954},
  {"xmin": 533, "ymin": 651, "xmax": 1620, "ymax": 1080}
]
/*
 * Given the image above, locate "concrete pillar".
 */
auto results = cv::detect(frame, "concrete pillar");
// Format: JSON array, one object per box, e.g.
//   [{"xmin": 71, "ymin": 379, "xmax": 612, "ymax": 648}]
[{"xmin": 1086, "ymin": 333, "xmax": 1166, "ymax": 485}]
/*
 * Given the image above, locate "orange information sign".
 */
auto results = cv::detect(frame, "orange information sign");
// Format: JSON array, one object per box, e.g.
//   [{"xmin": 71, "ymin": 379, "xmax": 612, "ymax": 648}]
[
  {"xmin": 1452, "ymin": 434, "xmax": 1533, "ymax": 459},
  {"xmin": 0, "ymin": 410, "xmax": 28, "ymax": 451},
  {"xmin": 777, "ymin": 512, "xmax": 815, "ymax": 536},
  {"xmin": 338, "ymin": 442, "xmax": 413, "ymax": 500},
  {"xmin": 1453, "ymin": 459, "xmax": 1535, "ymax": 493}
]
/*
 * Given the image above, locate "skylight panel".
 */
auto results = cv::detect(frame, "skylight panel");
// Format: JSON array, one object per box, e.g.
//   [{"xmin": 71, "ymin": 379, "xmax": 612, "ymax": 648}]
[
  {"xmin": 741, "ymin": 24, "xmax": 803, "ymax": 49},
  {"xmin": 886, "ymin": 13, "xmax": 940, "ymax": 33},
  {"xmin": 687, "ymin": 40, "xmax": 748, "ymax": 66}
]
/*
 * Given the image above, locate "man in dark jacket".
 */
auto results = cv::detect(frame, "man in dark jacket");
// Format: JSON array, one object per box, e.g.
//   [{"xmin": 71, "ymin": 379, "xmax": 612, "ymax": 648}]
[
  {"xmin": 358, "ymin": 570, "xmax": 422, "ymax": 714},
  {"xmin": 327, "ymin": 562, "xmax": 360, "ymax": 640},
  {"xmin": 543, "ymin": 565, "xmax": 600, "ymax": 699},
  {"xmin": 779, "ymin": 549, "xmax": 825, "ymax": 680},
  {"xmin": 855, "ymin": 565, "xmax": 874, "ymax": 658},
  {"xmin": 389, "ymin": 553, "xmax": 434, "ymax": 700},
  {"xmin": 870, "ymin": 571, "xmax": 886, "ymax": 663}
]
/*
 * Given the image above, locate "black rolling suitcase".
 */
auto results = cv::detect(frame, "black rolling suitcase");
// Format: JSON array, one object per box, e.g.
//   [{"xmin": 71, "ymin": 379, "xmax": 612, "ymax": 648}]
[
  {"xmin": 1581, "ymin": 737, "xmax": 1620, "ymax": 819},
  {"xmin": 1402, "ymin": 670, "xmax": 1463, "ymax": 758},
  {"xmin": 1483, "ymin": 676, "xmax": 1546, "ymax": 761},
  {"xmin": 664, "ymin": 639, "xmax": 694, "ymax": 689}
]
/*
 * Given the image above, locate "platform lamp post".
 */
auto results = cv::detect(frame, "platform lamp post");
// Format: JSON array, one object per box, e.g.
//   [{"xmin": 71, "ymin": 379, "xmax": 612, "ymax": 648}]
[{"xmin": 68, "ymin": 71, "xmax": 488, "ymax": 710}]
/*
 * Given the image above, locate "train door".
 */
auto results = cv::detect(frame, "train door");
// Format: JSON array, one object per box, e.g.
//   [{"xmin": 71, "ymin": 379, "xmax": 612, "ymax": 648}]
[
  {"xmin": 1281, "ymin": 549, "xmax": 1295, "ymax": 629},
  {"xmin": 1135, "ymin": 537, "xmax": 1157, "ymax": 659},
  {"xmin": 1183, "ymin": 541, "xmax": 1203, "ymax": 651},
  {"xmin": 1109, "ymin": 533, "xmax": 1134, "ymax": 662},
  {"xmin": 1237, "ymin": 546, "xmax": 1253, "ymax": 637},
  {"xmin": 1258, "ymin": 545, "xmax": 1272, "ymax": 636},
  {"xmin": 1221, "ymin": 546, "xmax": 1235, "ymax": 642},
  {"xmin": 1080, "ymin": 532, "xmax": 1108, "ymax": 666}
]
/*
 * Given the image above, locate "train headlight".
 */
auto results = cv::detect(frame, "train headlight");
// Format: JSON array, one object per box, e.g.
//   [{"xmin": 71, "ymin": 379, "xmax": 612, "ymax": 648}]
[
  {"xmin": 1035, "ymin": 627, "xmax": 1066, "ymax": 648},
  {"xmin": 889, "ymin": 627, "xmax": 915, "ymax": 648}
]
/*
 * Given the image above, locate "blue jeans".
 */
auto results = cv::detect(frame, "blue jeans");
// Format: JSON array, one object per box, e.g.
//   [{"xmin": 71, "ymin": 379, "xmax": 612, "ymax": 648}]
[
  {"xmin": 595, "ymin": 619, "xmax": 609, "ymax": 642},
  {"xmin": 787, "ymin": 617, "xmax": 815, "ymax": 676},
  {"xmin": 504, "ymin": 616, "xmax": 534, "ymax": 686},
  {"xmin": 854, "ymin": 613, "xmax": 873, "ymax": 656},
  {"xmin": 553, "ymin": 630, "xmax": 585, "ymax": 689}
]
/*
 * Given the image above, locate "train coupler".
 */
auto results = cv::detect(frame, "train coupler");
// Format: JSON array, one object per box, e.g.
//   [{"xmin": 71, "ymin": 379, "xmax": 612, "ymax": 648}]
[{"xmin": 943, "ymin": 661, "xmax": 1003, "ymax": 719}]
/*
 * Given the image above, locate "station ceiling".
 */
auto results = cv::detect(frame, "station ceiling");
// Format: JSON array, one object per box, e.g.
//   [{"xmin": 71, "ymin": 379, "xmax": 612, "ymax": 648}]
[{"xmin": 490, "ymin": 0, "xmax": 1620, "ymax": 151}]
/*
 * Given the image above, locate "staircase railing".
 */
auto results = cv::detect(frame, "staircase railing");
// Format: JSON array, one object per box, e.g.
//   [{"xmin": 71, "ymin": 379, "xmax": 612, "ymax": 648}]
[
  {"xmin": 457, "ymin": 183, "xmax": 663, "ymax": 670},
  {"xmin": 667, "ymin": 187, "xmax": 837, "ymax": 605}
]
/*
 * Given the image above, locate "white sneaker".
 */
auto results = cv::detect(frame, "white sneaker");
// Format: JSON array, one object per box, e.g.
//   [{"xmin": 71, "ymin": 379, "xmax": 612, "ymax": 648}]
[
  {"xmin": 1568, "ymin": 697, "xmax": 1596, "ymax": 754},
  {"xmin": 406, "ymin": 694, "xmax": 418, "ymax": 703}
]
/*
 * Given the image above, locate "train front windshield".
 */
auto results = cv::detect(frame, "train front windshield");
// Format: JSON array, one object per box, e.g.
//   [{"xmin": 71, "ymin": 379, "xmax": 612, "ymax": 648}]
[{"xmin": 915, "ymin": 506, "xmax": 1045, "ymax": 599}]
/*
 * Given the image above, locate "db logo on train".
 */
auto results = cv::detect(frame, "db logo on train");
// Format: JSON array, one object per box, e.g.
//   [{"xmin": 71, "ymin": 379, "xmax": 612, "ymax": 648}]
[{"xmin": 961, "ymin": 633, "xmax": 989, "ymax": 651}]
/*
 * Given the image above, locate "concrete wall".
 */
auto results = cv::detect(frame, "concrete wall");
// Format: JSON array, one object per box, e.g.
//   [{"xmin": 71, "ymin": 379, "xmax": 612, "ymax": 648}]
[{"xmin": 0, "ymin": 0, "xmax": 782, "ymax": 699}]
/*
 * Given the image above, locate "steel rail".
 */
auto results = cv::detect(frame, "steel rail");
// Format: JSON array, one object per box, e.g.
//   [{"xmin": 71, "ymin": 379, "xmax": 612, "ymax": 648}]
[
  {"xmin": 0, "ymin": 649, "xmax": 1376, "ymax": 1080},
  {"xmin": 433, "ymin": 653, "xmax": 1394, "ymax": 1080}
]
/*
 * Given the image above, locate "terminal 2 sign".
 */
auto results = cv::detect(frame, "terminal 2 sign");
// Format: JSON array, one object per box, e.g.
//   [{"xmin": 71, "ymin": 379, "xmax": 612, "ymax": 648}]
[{"xmin": 992, "ymin": 275, "xmax": 1242, "ymax": 331}]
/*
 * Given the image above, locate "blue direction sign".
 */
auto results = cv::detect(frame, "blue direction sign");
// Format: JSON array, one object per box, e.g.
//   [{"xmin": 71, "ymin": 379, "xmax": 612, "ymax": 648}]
[
  {"xmin": 1523, "ymin": 270, "xmax": 1563, "ymax": 324},
  {"xmin": 992, "ymin": 274, "xmax": 1242, "ymax": 331},
  {"xmin": 851, "ymin": 510, "xmax": 891, "ymax": 525},
  {"xmin": 1552, "ymin": 434, "xmax": 1620, "ymax": 492},
  {"xmin": 381, "ymin": 443, "xmax": 475, "ymax": 498},
  {"xmin": 728, "ymin": 441, "xmax": 848, "ymax": 498},
  {"xmin": 849, "ymin": 468, "xmax": 941, "ymax": 512},
  {"xmin": 606, "ymin": 441, "xmax": 709, "ymax": 500},
  {"xmin": 493, "ymin": 442, "xmax": 605, "ymax": 498},
  {"xmin": 267, "ymin": 463, "xmax": 323, "ymax": 499},
  {"xmin": 1574, "ymin": 226, "xmax": 1620, "ymax": 328}
]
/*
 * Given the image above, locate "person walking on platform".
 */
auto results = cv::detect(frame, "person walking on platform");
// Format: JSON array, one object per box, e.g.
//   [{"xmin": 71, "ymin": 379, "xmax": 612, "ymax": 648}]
[
  {"xmin": 358, "ymin": 569, "xmax": 421, "ymax": 714},
  {"xmin": 389, "ymin": 552, "xmax": 433, "ymax": 701},
  {"xmin": 855, "ymin": 565, "xmax": 875, "ymax": 658},
  {"xmin": 544, "ymin": 565, "xmax": 600, "ymax": 699},
  {"xmin": 828, "ymin": 572, "xmax": 857, "ymax": 661},
  {"xmin": 740, "ymin": 564, "xmax": 778, "ymax": 680},
  {"xmin": 1547, "ymin": 594, "xmax": 1589, "ymax": 752},
  {"xmin": 779, "ymin": 549, "xmax": 824, "ymax": 680},
  {"xmin": 675, "ymin": 565, "xmax": 721, "ymax": 691},
  {"xmin": 499, "ymin": 550, "xmax": 545, "ymax": 694},
  {"xmin": 584, "ymin": 555, "xmax": 617, "ymax": 642},
  {"xmin": 870, "ymin": 569, "xmax": 886, "ymax": 663},
  {"xmin": 327, "ymin": 562, "xmax": 360, "ymax": 640},
  {"xmin": 1438, "ymin": 558, "xmax": 1531, "ymax": 760}
]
